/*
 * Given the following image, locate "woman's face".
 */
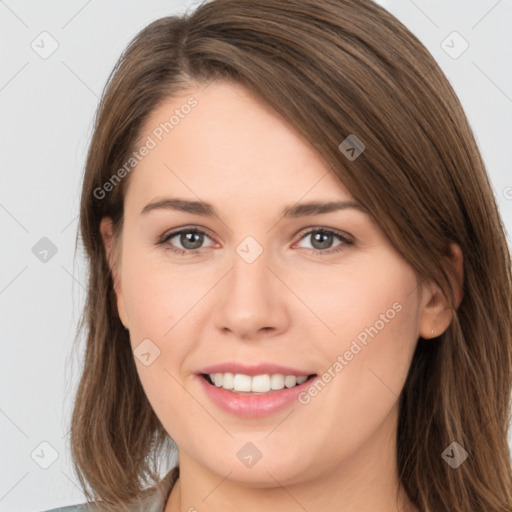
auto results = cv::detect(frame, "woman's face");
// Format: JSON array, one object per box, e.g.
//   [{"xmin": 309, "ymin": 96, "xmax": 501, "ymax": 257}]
[{"xmin": 102, "ymin": 81, "xmax": 435, "ymax": 487}]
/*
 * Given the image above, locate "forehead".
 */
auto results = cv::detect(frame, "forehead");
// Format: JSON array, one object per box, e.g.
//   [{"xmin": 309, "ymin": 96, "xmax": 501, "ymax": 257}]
[{"xmin": 126, "ymin": 81, "xmax": 352, "ymax": 206}]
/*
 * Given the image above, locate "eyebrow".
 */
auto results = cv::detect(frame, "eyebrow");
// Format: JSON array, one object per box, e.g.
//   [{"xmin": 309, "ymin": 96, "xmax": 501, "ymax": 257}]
[{"xmin": 140, "ymin": 198, "xmax": 367, "ymax": 218}]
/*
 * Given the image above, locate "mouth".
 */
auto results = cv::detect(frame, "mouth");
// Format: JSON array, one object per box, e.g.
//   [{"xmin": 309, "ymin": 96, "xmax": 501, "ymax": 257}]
[
  {"xmin": 200, "ymin": 372, "xmax": 318, "ymax": 394},
  {"xmin": 196, "ymin": 367, "xmax": 320, "ymax": 417}
]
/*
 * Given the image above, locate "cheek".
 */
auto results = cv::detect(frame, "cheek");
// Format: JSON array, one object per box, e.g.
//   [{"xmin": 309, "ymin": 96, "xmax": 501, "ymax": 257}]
[
  {"xmin": 314, "ymin": 265, "xmax": 419, "ymax": 443},
  {"xmin": 335, "ymin": 259, "xmax": 420, "ymax": 385},
  {"xmin": 119, "ymin": 254, "xmax": 200, "ymax": 437},
  {"xmin": 119, "ymin": 245, "xmax": 214, "ymax": 387},
  {"xmin": 292, "ymin": 251, "xmax": 420, "ymax": 355},
  {"xmin": 294, "ymin": 256, "xmax": 420, "ymax": 436},
  {"xmin": 120, "ymin": 246, "xmax": 199, "ymax": 341},
  {"xmin": 319, "ymin": 301, "xmax": 417, "ymax": 460}
]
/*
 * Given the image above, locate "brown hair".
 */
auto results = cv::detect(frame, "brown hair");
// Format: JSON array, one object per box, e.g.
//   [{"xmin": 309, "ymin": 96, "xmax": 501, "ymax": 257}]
[{"xmin": 70, "ymin": 0, "xmax": 512, "ymax": 510}]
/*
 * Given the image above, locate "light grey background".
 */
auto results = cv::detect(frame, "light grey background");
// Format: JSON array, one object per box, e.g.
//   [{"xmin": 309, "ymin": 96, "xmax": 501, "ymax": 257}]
[{"xmin": 1, "ymin": 1, "xmax": 511, "ymax": 511}]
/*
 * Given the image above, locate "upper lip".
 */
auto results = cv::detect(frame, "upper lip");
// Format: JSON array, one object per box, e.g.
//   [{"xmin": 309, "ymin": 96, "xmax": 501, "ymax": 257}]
[{"xmin": 197, "ymin": 362, "xmax": 316, "ymax": 377}]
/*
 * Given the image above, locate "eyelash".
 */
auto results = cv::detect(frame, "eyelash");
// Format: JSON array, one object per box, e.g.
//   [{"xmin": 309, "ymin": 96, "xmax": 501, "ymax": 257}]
[{"xmin": 157, "ymin": 227, "xmax": 354, "ymax": 257}]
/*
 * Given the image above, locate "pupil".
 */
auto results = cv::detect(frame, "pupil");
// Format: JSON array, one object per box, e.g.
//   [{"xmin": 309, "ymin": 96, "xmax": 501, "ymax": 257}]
[
  {"xmin": 182, "ymin": 232, "xmax": 202, "ymax": 249},
  {"xmin": 313, "ymin": 232, "xmax": 332, "ymax": 249}
]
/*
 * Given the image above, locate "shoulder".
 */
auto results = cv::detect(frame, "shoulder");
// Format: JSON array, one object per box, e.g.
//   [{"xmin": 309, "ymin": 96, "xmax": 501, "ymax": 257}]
[
  {"xmin": 40, "ymin": 506, "xmax": 92, "ymax": 512},
  {"xmin": 39, "ymin": 467, "xmax": 179, "ymax": 512},
  {"xmin": 39, "ymin": 494, "xmax": 156, "ymax": 512},
  {"xmin": 40, "ymin": 503, "xmax": 103, "ymax": 512}
]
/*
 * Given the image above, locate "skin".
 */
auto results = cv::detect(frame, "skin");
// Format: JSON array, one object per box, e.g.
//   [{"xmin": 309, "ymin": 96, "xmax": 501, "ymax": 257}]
[{"xmin": 100, "ymin": 81, "xmax": 463, "ymax": 512}]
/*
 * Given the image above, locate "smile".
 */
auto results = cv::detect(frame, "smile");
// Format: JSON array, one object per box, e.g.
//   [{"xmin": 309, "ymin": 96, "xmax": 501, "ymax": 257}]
[
  {"xmin": 197, "ymin": 371, "xmax": 318, "ymax": 418},
  {"xmin": 202, "ymin": 372, "xmax": 314, "ymax": 393}
]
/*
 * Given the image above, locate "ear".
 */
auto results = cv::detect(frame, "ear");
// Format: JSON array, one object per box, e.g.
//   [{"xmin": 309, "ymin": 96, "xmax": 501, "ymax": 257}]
[
  {"xmin": 99, "ymin": 217, "xmax": 129, "ymax": 330},
  {"xmin": 418, "ymin": 243, "xmax": 464, "ymax": 339}
]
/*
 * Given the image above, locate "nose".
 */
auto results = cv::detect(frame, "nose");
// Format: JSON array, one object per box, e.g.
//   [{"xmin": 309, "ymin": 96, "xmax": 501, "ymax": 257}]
[{"xmin": 212, "ymin": 245, "xmax": 290, "ymax": 341}]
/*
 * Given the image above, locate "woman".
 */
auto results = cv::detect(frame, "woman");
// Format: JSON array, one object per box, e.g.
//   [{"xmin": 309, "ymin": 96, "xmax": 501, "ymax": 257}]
[{"xmin": 44, "ymin": 0, "xmax": 512, "ymax": 511}]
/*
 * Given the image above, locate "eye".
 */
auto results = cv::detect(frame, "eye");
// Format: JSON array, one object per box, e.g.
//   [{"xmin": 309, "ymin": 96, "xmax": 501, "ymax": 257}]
[
  {"xmin": 157, "ymin": 226, "xmax": 354, "ymax": 257},
  {"xmin": 295, "ymin": 228, "xmax": 353, "ymax": 255},
  {"xmin": 158, "ymin": 227, "xmax": 214, "ymax": 256}
]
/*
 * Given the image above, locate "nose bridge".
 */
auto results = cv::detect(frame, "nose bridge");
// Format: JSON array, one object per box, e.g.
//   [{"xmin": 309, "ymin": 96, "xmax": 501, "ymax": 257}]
[
  {"xmin": 229, "ymin": 234, "xmax": 273, "ymax": 300},
  {"xmin": 213, "ymin": 233, "xmax": 287, "ymax": 337}
]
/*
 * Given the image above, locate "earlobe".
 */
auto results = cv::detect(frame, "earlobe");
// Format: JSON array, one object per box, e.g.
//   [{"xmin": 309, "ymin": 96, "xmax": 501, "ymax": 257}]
[
  {"xmin": 418, "ymin": 283, "xmax": 449, "ymax": 340},
  {"xmin": 418, "ymin": 243, "xmax": 464, "ymax": 340},
  {"xmin": 99, "ymin": 217, "xmax": 129, "ymax": 330}
]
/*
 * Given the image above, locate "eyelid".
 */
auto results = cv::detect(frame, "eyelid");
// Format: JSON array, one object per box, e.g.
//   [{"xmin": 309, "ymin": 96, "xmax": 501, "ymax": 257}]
[
  {"xmin": 159, "ymin": 225, "xmax": 216, "ymax": 242},
  {"xmin": 292, "ymin": 227, "xmax": 354, "ymax": 256},
  {"xmin": 294, "ymin": 225, "xmax": 354, "ymax": 244},
  {"xmin": 158, "ymin": 226, "xmax": 217, "ymax": 250}
]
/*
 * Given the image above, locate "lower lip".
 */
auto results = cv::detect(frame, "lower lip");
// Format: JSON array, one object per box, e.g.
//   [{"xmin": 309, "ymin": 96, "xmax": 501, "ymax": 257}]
[{"xmin": 196, "ymin": 375, "xmax": 317, "ymax": 418}]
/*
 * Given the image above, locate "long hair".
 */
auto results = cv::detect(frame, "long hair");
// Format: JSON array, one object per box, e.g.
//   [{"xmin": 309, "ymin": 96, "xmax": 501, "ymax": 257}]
[{"xmin": 70, "ymin": 1, "xmax": 512, "ymax": 510}]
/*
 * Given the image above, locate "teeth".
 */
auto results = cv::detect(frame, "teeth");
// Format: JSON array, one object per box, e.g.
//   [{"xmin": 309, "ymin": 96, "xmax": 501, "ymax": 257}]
[
  {"xmin": 222, "ymin": 372, "xmax": 234, "ymax": 390},
  {"xmin": 284, "ymin": 375, "xmax": 296, "ymax": 388},
  {"xmin": 233, "ymin": 373, "xmax": 252, "ymax": 392},
  {"xmin": 207, "ymin": 372, "xmax": 310, "ymax": 393},
  {"xmin": 270, "ymin": 374, "xmax": 284, "ymax": 390},
  {"xmin": 251, "ymin": 374, "xmax": 271, "ymax": 393}
]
